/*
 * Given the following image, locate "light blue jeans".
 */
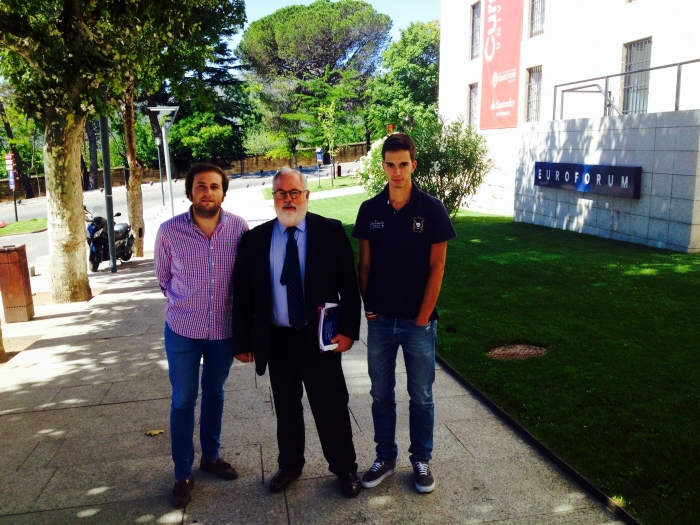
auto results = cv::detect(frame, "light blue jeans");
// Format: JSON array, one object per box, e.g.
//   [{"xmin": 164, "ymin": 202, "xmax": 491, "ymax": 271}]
[
  {"xmin": 164, "ymin": 323, "xmax": 233, "ymax": 480},
  {"xmin": 367, "ymin": 316, "xmax": 437, "ymax": 463}
]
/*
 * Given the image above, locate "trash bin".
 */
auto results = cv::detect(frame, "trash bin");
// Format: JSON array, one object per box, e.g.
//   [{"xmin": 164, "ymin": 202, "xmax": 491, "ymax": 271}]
[
  {"xmin": 336, "ymin": 164, "xmax": 342, "ymax": 178},
  {"xmin": 0, "ymin": 245, "xmax": 34, "ymax": 323}
]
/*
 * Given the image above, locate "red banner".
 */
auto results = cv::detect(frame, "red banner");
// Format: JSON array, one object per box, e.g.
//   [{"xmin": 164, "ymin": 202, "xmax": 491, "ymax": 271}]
[{"xmin": 479, "ymin": 0, "xmax": 523, "ymax": 129}]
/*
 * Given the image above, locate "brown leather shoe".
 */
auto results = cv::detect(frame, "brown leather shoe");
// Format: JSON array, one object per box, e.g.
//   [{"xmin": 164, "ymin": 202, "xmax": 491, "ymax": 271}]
[
  {"xmin": 200, "ymin": 457, "xmax": 239, "ymax": 480},
  {"xmin": 171, "ymin": 476, "xmax": 194, "ymax": 508},
  {"xmin": 269, "ymin": 469, "xmax": 301, "ymax": 493},
  {"xmin": 340, "ymin": 472, "xmax": 361, "ymax": 498}
]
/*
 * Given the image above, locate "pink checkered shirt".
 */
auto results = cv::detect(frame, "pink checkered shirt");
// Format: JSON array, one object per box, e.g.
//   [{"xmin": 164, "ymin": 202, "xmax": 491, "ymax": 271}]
[{"xmin": 154, "ymin": 208, "xmax": 249, "ymax": 340}]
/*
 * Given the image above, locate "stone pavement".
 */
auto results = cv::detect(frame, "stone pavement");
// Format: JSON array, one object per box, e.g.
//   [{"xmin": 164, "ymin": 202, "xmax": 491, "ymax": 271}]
[{"xmin": 0, "ymin": 181, "xmax": 621, "ymax": 524}]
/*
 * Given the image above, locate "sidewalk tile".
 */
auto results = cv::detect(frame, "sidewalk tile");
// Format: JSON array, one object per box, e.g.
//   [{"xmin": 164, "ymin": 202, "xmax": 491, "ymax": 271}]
[{"xmin": 0, "ymin": 497, "xmax": 184, "ymax": 525}]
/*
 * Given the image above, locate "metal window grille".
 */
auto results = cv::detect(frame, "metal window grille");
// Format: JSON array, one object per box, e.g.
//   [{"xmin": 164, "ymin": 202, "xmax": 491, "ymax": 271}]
[
  {"xmin": 469, "ymin": 83, "xmax": 479, "ymax": 128},
  {"xmin": 526, "ymin": 66, "xmax": 542, "ymax": 122},
  {"xmin": 471, "ymin": 2, "xmax": 481, "ymax": 59},
  {"xmin": 622, "ymin": 38, "xmax": 652, "ymax": 114},
  {"xmin": 530, "ymin": 0, "xmax": 545, "ymax": 37}
]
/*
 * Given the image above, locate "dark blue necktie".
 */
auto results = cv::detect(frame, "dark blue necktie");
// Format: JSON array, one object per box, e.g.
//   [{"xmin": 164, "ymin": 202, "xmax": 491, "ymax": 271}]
[{"xmin": 280, "ymin": 226, "xmax": 305, "ymax": 329}]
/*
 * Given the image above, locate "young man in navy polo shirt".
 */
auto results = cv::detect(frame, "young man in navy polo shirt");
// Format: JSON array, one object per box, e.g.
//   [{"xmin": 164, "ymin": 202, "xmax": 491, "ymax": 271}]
[{"xmin": 352, "ymin": 133, "xmax": 456, "ymax": 493}]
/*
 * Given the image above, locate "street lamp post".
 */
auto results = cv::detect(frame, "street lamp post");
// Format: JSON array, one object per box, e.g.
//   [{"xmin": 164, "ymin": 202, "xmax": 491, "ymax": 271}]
[
  {"xmin": 154, "ymin": 136, "xmax": 165, "ymax": 207},
  {"xmin": 148, "ymin": 106, "xmax": 179, "ymax": 217}
]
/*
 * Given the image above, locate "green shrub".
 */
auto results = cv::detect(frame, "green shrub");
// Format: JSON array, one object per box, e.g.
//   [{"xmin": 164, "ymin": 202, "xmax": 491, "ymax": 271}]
[
  {"xmin": 356, "ymin": 117, "xmax": 492, "ymax": 217},
  {"xmin": 356, "ymin": 136, "xmax": 388, "ymax": 197},
  {"xmin": 412, "ymin": 116, "xmax": 492, "ymax": 218}
]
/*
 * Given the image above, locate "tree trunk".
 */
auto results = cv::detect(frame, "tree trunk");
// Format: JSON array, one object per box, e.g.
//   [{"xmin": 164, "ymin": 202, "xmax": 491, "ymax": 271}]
[
  {"xmin": 0, "ymin": 100, "xmax": 35, "ymax": 199},
  {"xmin": 85, "ymin": 120, "xmax": 98, "ymax": 189},
  {"xmin": 290, "ymin": 138, "xmax": 298, "ymax": 168},
  {"xmin": 81, "ymin": 154, "xmax": 89, "ymax": 190},
  {"xmin": 121, "ymin": 81, "xmax": 145, "ymax": 257},
  {"xmin": 44, "ymin": 108, "xmax": 92, "ymax": 303}
]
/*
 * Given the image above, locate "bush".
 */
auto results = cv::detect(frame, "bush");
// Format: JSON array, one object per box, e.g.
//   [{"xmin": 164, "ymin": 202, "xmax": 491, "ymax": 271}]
[
  {"xmin": 356, "ymin": 136, "xmax": 388, "ymax": 197},
  {"xmin": 356, "ymin": 117, "xmax": 492, "ymax": 217},
  {"xmin": 412, "ymin": 116, "xmax": 492, "ymax": 218}
]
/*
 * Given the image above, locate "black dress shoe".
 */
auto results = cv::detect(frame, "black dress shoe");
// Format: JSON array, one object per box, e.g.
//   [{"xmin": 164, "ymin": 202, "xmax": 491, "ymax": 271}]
[
  {"xmin": 340, "ymin": 472, "xmax": 361, "ymax": 498},
  {"xmin": 269, "ymin": 469, "xmax": 302, "ymax": 493}
]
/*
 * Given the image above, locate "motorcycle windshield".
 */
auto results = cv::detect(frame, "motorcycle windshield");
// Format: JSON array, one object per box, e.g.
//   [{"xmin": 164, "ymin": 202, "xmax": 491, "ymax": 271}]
[{"xmin": 92, "ymin": 206, "xmax": 106, "ymax": 219}]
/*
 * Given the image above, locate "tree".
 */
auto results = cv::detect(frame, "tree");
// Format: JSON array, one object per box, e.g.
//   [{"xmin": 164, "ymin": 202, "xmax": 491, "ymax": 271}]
[
  {"xmin": 237, "ymin": 0, "xmax": 391, "ymax": 161},
  {"xmin": 293, "ymin": 68, "xmax": 361, "ymax": 170},
  {"xmin": 0, "ymin": 2, "xmax": 243, "ymax": 301},
  {"xmin": 118, "ymin": 2, "xmax": 245, "ymax": 257},
  {"xmin": 368, "ymin": 21, "xmax": 440, "ymax": 136}
]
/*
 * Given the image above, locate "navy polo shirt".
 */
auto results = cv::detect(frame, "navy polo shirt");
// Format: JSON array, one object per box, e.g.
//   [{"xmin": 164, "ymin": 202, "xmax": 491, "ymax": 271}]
[{"xmin": 352, "ymin": 183, "xmax": 457, "ymax": 321}]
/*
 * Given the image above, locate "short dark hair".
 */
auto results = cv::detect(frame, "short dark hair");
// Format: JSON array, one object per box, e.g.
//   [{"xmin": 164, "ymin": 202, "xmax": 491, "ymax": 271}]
[
  {"xmin": 382, "ymin": 133, "xmax": 417, "ymax": 162},
  {"xmin": 185, "ymin": 163, "xmax": 229, "ymax": 200}
]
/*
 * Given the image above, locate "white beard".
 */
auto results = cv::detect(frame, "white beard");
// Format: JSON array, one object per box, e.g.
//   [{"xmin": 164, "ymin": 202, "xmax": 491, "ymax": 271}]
[{"xmin": 276, "ymin": 201, "xmax": 308, "ymax": 227}]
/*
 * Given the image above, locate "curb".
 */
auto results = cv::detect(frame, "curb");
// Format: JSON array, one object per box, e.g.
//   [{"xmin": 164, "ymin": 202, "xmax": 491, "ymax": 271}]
[
  {"xmin": 435, "ymin": 354, "xmax": 641, "ymax": 525},
  {"xmin": 0, "ymin": 227, "xmax": 48, "ymax": 238}
]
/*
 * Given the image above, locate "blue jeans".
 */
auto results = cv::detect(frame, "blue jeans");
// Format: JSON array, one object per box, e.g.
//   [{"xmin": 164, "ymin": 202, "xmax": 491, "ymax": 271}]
[
  {"xmin": 164, "ymin": 323, "xmax": 234, "ymax": 480},
  {"xmin": 367, "ymin": 317, "xmax": 437, "ymax": 463}
]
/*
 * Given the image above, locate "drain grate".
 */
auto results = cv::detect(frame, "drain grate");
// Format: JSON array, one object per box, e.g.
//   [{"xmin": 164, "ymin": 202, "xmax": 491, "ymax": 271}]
[{"xmin": 487, "ymin": 345, "xmax": 547, "ymax": 360}]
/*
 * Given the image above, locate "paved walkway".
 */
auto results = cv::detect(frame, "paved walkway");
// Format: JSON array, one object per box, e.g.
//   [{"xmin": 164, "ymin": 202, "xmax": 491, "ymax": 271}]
[{"xmin": 0, "ymin": 182, "xmax": 621, "ymax": 524}]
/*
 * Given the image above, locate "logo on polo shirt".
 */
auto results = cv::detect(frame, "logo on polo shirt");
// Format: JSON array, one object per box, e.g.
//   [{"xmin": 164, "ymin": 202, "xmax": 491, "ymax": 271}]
[
  {"xmin": 412, "ymin": 217, "xmax": 425, "ymax": 233},
  {"xmin": 369, "ymin": 220, "xmax": 385, "ymax": 229}
]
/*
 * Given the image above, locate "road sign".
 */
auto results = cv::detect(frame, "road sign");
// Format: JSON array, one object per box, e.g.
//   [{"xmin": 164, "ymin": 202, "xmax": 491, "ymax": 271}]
[
  {"xmin": 8, "ymin": 171, "xmax": 15, "ymax": 190},
  {"xmin": 316, "ymin": 148, "xmax": 323, "ymax": 164}
]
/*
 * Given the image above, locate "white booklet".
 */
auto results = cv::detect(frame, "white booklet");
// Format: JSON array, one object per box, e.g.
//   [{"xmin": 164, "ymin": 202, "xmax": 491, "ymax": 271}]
[{"xmin": 317, "ymin": 302, "xmax": 339, "ymax": 351}]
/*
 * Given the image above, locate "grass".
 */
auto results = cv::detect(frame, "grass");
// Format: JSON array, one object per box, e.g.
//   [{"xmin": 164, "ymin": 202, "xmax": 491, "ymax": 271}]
[
  {"xmin": 0, "ymin": 217, "xmax": 47, "ymax": 236},
  {"xmin": 311, "ymin": 193, "xmax": 700, "ymax": 525},
  {"xmin": 262, "ymin": 176, "xmax": 362, "ymax": 199}
]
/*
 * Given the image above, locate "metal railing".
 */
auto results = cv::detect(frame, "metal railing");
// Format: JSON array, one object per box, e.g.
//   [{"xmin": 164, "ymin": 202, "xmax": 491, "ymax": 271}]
[{"xmin": 552, "ymin": 58, "xmax": 700, "ymax": 120}]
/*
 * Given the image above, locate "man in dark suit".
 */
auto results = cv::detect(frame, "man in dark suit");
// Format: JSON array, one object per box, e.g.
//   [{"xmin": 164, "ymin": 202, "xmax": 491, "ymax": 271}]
[{"xmin": 232, "ymin": 167, "xmax": 362, "ymax": 498}]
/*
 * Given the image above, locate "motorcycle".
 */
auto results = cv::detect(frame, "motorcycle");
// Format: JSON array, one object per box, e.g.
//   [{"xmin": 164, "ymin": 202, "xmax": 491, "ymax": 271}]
[{"xmin": 84, "ymin": 205, "xmax": 135, "ymax": 272}]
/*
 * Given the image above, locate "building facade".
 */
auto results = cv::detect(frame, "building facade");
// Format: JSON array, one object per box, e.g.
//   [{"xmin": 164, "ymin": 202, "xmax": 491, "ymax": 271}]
[{"xmin": 439, "ymin": 0, "xmax": 700, "ymax": 252}]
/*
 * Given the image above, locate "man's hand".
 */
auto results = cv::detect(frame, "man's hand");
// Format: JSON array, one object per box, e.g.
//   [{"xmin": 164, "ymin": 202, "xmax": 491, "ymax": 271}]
[
  {"xmin": 331, "ymin": 334, "xmax": 354, "ymax": 353},
  {"xmin": 413, "ymin": 316, "xmax": 430, "ymax": 327},
  {"xmin": 235, "ymin": 352, "xmax": 254, "ymax": 363}
]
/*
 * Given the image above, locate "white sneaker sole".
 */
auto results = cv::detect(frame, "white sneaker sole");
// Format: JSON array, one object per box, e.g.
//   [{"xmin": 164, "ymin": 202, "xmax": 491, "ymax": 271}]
[
  {"xmin": 360, "ymin": 467, "xmax": 396, "ymax": 488},
  {"xmin": 415, "ymin": 480, "xmax": 436, "ymax": 493}
]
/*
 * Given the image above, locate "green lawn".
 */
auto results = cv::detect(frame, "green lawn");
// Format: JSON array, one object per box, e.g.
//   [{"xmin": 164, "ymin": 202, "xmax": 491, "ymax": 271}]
[
  {"xmin": 311, "ymin": 193, "xmax": 700, "ymax": 525},
  {"xmin": 0, "ymin": 217, "xmax": 47, "ymax": 236},
  {"xmin": 262, "ymin": 176, "xmax": 361, "ymax": 200}
]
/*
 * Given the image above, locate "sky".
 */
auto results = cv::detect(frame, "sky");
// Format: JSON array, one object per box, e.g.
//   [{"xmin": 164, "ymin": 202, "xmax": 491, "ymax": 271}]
[{"xmin": 230, "ymin": 0, "xmax": 441, "ymax": 49}]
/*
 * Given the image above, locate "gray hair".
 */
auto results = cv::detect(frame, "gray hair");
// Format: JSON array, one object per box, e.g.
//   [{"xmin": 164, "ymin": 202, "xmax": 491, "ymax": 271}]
[{"xmin": 273, "ymin": 166, "xmax": 308, "ymax": 191}]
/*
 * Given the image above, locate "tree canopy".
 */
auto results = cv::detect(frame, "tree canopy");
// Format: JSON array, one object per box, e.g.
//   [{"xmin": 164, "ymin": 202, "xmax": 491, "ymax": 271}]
[
  {"xmin": 236, "ymin": 0, "xmax": 391, "ymax": 163},
  {"xmin": 237, "ymin": 0, "xmax": 391, "ymax": 82},
  {"xmin": 368, "ymin": 21, "xmax": 440, "ymax": 135},
  {"xmin": 0, "ymin": 0, "xmax": 245, "ymax": 302}
]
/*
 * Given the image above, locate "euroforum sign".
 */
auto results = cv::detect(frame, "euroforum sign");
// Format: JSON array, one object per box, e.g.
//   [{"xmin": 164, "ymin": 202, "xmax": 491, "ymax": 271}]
[{"xmin": 534, "ymin": 162, "xmax": 642, "ymax": 199}]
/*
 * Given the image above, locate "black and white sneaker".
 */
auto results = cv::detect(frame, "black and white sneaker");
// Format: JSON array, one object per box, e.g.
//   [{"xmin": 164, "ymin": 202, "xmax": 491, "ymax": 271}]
[
  {"xmin": 412, "ymin": 461, "xmax": 435, "ymax": 493},
  {"xmin": 361, "ymin": 458, "xmax": 396, "ymax": 488}
]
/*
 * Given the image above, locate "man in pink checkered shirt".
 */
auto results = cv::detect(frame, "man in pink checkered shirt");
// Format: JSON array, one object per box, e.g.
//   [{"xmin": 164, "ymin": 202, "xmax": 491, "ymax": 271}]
[{"xmin": 154, "ymin": 163, "xmax": 248, "ymax": 508}]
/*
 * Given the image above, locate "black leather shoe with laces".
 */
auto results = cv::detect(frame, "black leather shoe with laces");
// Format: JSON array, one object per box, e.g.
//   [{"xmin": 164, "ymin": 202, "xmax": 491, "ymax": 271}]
[
  {"xmin": 200, "ymin": 457, "xmax": 239, "ymax": 480},
  {"xmin": 171, "ymin": 476, "xmax": 194, "ymax": 508}
]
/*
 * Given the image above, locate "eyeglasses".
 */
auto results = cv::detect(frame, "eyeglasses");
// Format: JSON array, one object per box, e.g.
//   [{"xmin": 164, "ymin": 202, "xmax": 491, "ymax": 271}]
[{"xmin": 273, "ymin": 189, "xmax": 304, "ymax": 199}]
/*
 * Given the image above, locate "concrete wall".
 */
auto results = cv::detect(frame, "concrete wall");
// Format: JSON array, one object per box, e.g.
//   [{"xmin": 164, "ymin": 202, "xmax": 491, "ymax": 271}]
[
  {"xmin": 439, "ymin": 0, "xmax": 700, "ymax": 219},
  {"xmin": 514, "ymin": 109, "xmax": 700, "ymax": 253}
]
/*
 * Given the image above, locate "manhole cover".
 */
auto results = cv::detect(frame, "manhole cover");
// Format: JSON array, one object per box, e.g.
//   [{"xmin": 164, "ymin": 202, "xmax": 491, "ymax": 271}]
[{"xmin": 487, "ymin": 345, "xmax": 547, "ymax": 360}]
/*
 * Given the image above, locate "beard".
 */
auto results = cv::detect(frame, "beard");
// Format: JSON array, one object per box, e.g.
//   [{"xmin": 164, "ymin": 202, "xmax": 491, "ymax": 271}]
[
  {"xmin": 276, "ymin": 201, "xmax": 308, "ymax": 227},
  {"xmin": 192, "ymin": 200, "xmax": 221, "ymax": 218}
]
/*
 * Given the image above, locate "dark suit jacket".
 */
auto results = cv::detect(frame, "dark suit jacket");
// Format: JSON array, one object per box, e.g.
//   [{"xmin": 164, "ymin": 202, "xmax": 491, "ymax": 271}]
[{"xmin": 232, "ymin": 212, "xmax": 361, "ymax": 376}]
